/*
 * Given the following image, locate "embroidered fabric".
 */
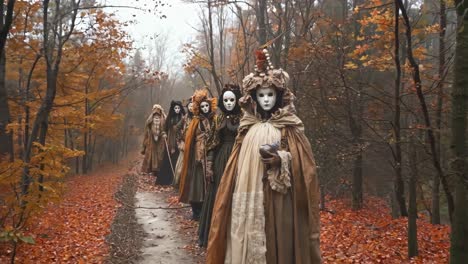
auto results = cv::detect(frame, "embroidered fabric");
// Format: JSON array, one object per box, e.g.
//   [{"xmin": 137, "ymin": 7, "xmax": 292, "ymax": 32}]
[
  {"xmin": 225, "ymin": 122, "xmax": 280, "ymax": 264},
  {"xmin": 266, "ymin": 150, "xmax": 292, "ymax": 194},
  {"xmin": 229, "ymin": 191, "xmax": 267, "ymax": 264}
]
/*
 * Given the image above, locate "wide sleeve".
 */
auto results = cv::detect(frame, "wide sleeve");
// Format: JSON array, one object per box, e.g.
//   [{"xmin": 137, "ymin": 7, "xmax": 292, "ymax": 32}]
[
  {"xmin": 207, "ymin": 114, "xmax": 224, "ymax": 158},
  {"xmin": 287, "ymin": 127, "xmax": 321, "ymax": 263}
]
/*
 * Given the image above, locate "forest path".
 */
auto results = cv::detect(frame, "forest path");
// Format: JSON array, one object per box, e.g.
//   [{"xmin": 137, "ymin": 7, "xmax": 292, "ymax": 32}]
[
  {"xmin": 130, "ymin": 160, "xmax": 205, "ymax": 264},
  {"xmin": 135, "ymin": 191, "xmax": 194, "ymax": 263}
]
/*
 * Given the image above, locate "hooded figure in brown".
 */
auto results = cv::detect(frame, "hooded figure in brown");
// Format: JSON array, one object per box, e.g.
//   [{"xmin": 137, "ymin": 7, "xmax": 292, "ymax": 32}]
[
  {"xmin": 141, "ymin": 104, "xmax": 166, "ymax": 175},
  {"xmin": 207, "ymin": 49, "xmax": 321, "ymax": 264}
]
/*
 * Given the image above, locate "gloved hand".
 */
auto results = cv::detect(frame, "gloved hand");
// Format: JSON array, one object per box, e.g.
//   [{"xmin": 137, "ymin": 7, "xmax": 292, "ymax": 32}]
[{"xmin": 259, "ymin": 143, "xmax": 281, "ymax": 168}]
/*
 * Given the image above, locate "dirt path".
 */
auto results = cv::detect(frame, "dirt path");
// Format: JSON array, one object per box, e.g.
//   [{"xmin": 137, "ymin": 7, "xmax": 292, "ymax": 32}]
[
  {"xmin": 135, "ymin": 191, "xmax": 194, "ymax": 263},
  {"xmin": 109, "ymin": 160, "xmax": 204, "ymax": 264}
]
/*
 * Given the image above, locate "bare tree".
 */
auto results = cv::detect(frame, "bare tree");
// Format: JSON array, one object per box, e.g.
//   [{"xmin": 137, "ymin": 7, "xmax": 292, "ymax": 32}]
[{"xmin": 396, "ymin": 0, "xmax": 454, "ymax": 221}]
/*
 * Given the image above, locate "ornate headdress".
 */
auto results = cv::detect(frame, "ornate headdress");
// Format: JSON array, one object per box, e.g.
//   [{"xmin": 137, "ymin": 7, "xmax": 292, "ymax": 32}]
[
  {"xmin": 191, "ymin": 89, "xmax": 217, "ymax": 116},
  {"xmin": 240, "ymin": 49, "xmax": 295, "ymax": 114},
  {"xmin": 242, "ymin": 49, "xmax": 290, "ymax": 94}
]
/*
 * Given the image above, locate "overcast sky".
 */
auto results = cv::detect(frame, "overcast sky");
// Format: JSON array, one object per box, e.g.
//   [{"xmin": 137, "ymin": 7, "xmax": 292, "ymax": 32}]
[{"xmin": 102, "ymin": 0, "xmax": 201, "ymax": 71}]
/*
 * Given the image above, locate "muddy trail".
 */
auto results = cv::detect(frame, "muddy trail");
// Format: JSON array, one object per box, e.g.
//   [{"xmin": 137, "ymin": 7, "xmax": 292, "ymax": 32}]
[{"xmin": 108, "ymin": 160, "xmax": 205, "ymax": 264}]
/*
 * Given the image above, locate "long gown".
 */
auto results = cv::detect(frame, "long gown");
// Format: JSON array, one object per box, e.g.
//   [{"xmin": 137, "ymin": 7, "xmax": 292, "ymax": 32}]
[
  {"xmin": 198, "ymin": 113, "xmax": 239, "ymax": 247},
  {"xmin": 180, "ymin": 113, "xmax": 215, "ymax": 219},
  {"xmin": 157, "ymin": 115, "xmax": 181, "ymax": 185},
  {"xmin": 173, "ymin": 114, "xmax": 192, "ymax": 187}
]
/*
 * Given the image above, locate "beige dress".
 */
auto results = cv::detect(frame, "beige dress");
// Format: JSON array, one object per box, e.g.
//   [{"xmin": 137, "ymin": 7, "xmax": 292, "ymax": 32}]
[{"xmin": 225, "ymin": 122, "xmax": 281, "ymax": 264}]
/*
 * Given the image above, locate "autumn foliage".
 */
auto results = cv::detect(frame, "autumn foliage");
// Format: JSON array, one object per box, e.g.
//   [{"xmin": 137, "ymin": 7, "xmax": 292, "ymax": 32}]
[
  {"xmin": 0, "ymin": 164, "xmax": 125, "ymax": 263},
  {"xmin": 0, "ymin": 0, "xmax": 460, "ymax": 262},
  {"xmin": 0, "ymin": 0, "xmax": 141, "ymax": 254}
]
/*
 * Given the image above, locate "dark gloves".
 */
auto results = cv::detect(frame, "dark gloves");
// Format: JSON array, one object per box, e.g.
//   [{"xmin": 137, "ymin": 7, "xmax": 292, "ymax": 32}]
[{"xmin": 259, "ymin": 143, "xmax": 281, "ymax": 168}]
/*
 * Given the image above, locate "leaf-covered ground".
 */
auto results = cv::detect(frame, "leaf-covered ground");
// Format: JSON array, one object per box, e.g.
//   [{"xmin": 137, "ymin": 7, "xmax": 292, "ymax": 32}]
[
  {"xmin": 157, "ymin": 176, "xmax": 450, "ymax": 263},
  {"xmin": 0, "ymin": 164, "xmax": 126, "ymax": 263},
  {"xmin": 1, "ymin": 160, "xmax": 451, "ymax": 263},
  {"xmin": 321, "ymin": 197, "xmax": 450, "ymax": 263}
]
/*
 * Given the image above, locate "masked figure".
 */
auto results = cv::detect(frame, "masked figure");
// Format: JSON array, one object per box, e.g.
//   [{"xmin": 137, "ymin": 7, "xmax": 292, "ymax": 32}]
[
  {"xmin": 207, "ymin": 49, "xmax": 321, "ymax": 264},
  {"xmin": 173, "ymin": 99, "xmax": 194, "ymax": 187},
  {"xmin": 179, "ymin": 90, "xmax": 217, "ymax": 220},
  {"xmin": 156, "ymin": 101, "xmax": 186, "ymax": 185},
  {"xmin": 141, "ymin": 104, "xmax": 166, "ymax": 175},
  {"xmin": 198, "ymin": 85, "xmax": 242, "ymax": 247}
]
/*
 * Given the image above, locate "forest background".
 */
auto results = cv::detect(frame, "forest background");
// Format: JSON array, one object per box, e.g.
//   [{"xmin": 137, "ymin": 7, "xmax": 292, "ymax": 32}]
[{"xmin": 0, "ymin": 0, "xmax": 467, "ymax": 263}]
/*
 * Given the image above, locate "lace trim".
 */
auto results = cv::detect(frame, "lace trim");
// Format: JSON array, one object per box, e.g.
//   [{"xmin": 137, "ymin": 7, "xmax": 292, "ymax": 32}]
[
  {"xmin": 230, "ymin": 191, "xmax": 267, "ymax": 264},
  {"xmin": 266, "ymin": 150, "xmax": 292, "ymax": 194}
]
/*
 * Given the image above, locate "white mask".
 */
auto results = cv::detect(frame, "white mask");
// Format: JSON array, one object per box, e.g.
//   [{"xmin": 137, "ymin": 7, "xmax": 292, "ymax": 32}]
[
  {"xmin": 223, "ymin": 91, "xmax": 236, "ymax": 112},
  {"xmin": 188, "ymin": 102, "xmax": 193, "ymax": 113},
  {"xmin": 200, "ymin": 101, "xmax": 210, "ymax": 114},
  {"xmin": 256, "ymin": 87, "xmax": 277, "ymax": 111},
  {"xmin": 174, "ymin": 105, "xmax": 181, "ymax": 114}
]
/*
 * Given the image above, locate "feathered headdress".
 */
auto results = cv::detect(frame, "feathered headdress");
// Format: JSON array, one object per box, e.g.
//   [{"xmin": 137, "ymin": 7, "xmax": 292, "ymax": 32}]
[
  {"xmin": 191, "ymin": 89, "xmax": 217, "ymax": 116},
  {"xmin": 242, "ymin": 48, "xmax": 290, "ymax": 94}
]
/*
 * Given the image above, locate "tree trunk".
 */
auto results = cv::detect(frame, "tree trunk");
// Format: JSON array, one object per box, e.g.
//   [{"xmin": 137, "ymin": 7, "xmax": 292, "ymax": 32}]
[
  {"xmin": 207, "ymin": 0, "xmax": 222, "ymax": 94},
  {"xmin": 256, "ymin": 0, "xmax": 267, "ymax": 45},
  {"xmin": 352, "ymin": 151, "xmax": 363, "ymax": 210},
  {"xmin": 391, "ymin": 191, "xmax": 400, "ymax": 219},
  {"xmin": 22, "ymin": 68, "xmax": 58, "ymax": 195},
  {"xmin": 0, "ymin": 0, "xmax": 16, "ymax": 159},
  {"xmin": 431, "ymin": 0, "xmax": 447, "ymax": 225},
  {"xmin": 408, "ymin": 136, "xmax": 418, "ymax": 258},
  {"xmin": 82, "ymin": 131, "xmax": 88, "ymax": 173},
  {"xmin": 393, "ymin": 1, "xmax": 408, "ymax": 217},
  {"xmin": 397, "ymin": 0, "xmax": 454, "ymax": 220},
  {"xmin": 320, "ymin": 185, "xmax": 326, "ymax": 211},
  {"xmin": 88, "ymin": 134, "xmax": 96, "ymax": 171},
  {"xmin": 350, "ymin": 0, "xmax": 365, "ymax": 211},
  {"xmin": 0, "ymin": 49, "xmax": 12, "ymax": 159},
  {"xmin": 449, "ymin": 1, "xmax": 468, "ymax": 262}
]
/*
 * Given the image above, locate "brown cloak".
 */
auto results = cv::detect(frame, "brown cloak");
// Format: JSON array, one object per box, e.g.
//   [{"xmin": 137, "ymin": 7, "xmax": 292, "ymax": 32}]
[
  {"xmin": 141, "ymin": 105, "xmax": 166, "ymax": 173},
  {"xmin": 206, "ymin": 107, "xmax": 321, "ymax": 264}
]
